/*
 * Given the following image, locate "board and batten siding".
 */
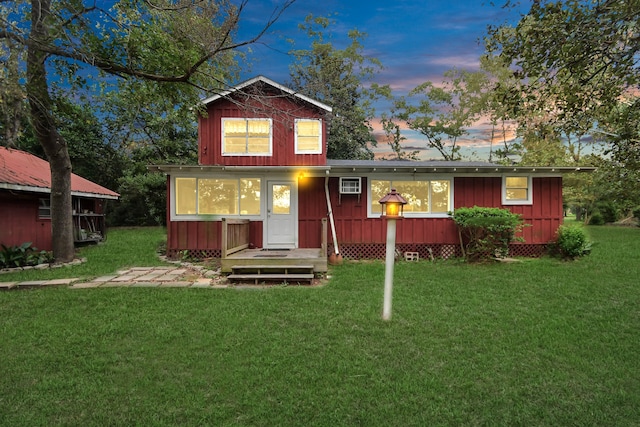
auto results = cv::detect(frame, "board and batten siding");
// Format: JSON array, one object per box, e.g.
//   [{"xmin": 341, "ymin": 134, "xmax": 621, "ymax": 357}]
[
  {"xmin": 0, "ymin": 192, "xmax": 52, "ymax": 251},
  {"xmin": 198, "ymin": 98, "xmax": 328, "ymax": 167}
]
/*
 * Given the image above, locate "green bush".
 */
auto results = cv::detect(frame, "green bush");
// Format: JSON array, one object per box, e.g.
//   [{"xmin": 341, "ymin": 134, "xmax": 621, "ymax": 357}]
[
  {"xmin": 633, "ymin": 206, "xmax": 640, "ymax": 221},
  {"xmin": 451, "ymin": 206, "xmax": 526, "ymax": 262},
  {"xmin": 553, "ymin": 224, "xmax": 592, "ymax": 259},
  {"xmin": 589, "ymin": 211, "xmax": 605, "ymax": 225},
  {"xmin": 0, "ymin": 242, "xmax": 54, "ymax": 269}
]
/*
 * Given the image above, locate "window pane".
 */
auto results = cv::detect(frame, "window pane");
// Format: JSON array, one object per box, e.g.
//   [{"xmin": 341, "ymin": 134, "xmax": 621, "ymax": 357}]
[
  {"xmin": 394, "ymin": 181, "xmax": 430, "ymax": 213},
  {"xmin": 505, "ymin": 176, "xmax": 528, "ymax": 200},
  {"xmin": 272, "ymin": 184, "xmax": 290, "ymax": 215},
  {"xmin": 240, "ymin": 178, "xmax": 261, "ymax": 215},
  {"xmin": 224, "ymin": 137, "xmax": 246, "ymax": 154},
  {"xmin": 247, "ymin": 138, "xmax": 270, "ymax": 154},
  {"xmin": 224, "ymin": 119, "xmax": 246, "ymax": 136},
  {"xmin": 431, "ymin": 180, "xmax": 450, "ymax": 213},
  {"xmin": 176, "ymin": 178, "xmax": 197, "ymax": 215},
  {"xmin": 506, "ymin": 177, "xmax": 528, "ymax": 189},
  {"xmin": 198, "ymin": 179, "xmax": 238, "ymax": 215},
  {"xmin": 370, "ymin": 180, "xmax": 390, "ymax": 215},
  {"xmin": 507, "ymin": 189, "xmax": 528, "ymax": 200},
  {"xmin": 38, "ymin": 198, "xmax": 51, "ymax": 219},
  {"xmin": 297, "ymin": 120, "xmax": 320, "ymax": 136},
  {"xmin": 248, "ymin": 120, "xmax": 270, "ymax": 136},
  {"xmin": 297, "ymin": 136, "xmax": 320, "ymax": 152}
]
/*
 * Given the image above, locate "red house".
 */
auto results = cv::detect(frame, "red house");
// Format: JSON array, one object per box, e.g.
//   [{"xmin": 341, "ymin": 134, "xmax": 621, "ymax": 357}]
[
  {"xmin": 0, "ymin": 147, "xmax": 120, "ymax": 251},
  {"xmin": 150, "ymin": 76, "xmax": 592, "ymax": 274}
]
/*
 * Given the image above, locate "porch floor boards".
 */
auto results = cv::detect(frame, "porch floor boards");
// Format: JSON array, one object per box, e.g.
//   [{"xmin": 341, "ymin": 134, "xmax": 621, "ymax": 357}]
[{"xmin": 221, "ymin": 248, "xmax": 327, "ymax": 274}]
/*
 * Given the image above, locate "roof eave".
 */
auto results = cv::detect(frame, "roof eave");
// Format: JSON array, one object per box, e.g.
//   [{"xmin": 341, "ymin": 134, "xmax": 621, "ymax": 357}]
[{"xmin": 200, "ymin": 76, "xmax": 333, "ymax": 113}]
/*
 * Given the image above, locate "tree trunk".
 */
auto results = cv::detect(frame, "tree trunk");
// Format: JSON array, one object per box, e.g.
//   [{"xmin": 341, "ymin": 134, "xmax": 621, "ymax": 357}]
[{"xmin": 26, "ymin": 0, "xmax": 75, "ymax": 263}]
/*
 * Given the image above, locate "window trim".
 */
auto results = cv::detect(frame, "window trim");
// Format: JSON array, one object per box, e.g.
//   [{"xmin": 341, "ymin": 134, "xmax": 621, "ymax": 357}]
[
  {"xmin": 294, "ymin": 118, "xmax": 323, "ymax": 154},
  {"xmin": 221, "ymin": 118, "xmax": 273, "ymax": 157},
  {"xmin": 171, "ymin": 175, "xmax": 263, "ymax": 221},
  {"xmin": 502, "ymin": 175, "xmax": 533, "ymax": 205},
  {"xmin": 366, "ymin": 176, "xmax": 453, "ymax": 218}
]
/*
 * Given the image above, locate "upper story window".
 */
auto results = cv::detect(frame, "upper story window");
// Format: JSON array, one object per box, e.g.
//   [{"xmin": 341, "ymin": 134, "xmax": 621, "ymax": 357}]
[
  {"xmin": 502, "ymin": 176, "xmax": 532, "ymax": 205},
  {"xmin": 295, "ymin": 119, "xmax": 322, "ymax": 154},
  {"xmin": 369, "ymin": 179, "xmax": 451, "ymax": 217},
  {"xmin": 222, "ymin": 118, "xmax": 272, "ymax": 156}
]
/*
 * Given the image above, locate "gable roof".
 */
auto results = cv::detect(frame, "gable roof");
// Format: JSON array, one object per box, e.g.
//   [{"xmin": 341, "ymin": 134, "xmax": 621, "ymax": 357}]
[
  {"xmin": 0, "ymin": 147, "xmax": 119, "ymax": 199},
  {"xmin": 200, "ymin": 75, "xmax": 333, "ymax": 113}
]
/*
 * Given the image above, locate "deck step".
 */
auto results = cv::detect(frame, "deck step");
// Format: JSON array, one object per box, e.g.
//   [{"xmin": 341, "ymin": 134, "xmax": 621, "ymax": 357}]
[
  {"xmin": 227, "ymin": 273, "xmax": 314, "ymax": 284},
  {"xmin": 230, "ymin": 264, "xmax": 314, "ymax": 271}
]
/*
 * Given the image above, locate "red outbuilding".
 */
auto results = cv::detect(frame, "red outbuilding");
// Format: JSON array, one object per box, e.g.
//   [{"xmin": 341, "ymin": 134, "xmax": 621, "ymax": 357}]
[{"xmin": 0, "ymin": 147, "xmax": 120, "ymax": 251}]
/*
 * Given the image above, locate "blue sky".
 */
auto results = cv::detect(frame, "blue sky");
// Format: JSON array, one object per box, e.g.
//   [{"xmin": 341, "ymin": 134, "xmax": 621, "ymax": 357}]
[{"xmin": 236, "ymin": 0, "xmax": 528, "ymax": 160}]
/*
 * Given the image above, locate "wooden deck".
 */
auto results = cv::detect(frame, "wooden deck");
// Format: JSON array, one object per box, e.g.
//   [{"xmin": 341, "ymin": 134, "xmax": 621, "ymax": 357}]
[{"xmin": 221, "ymin": 248, "xmax": 327, "ymax": 274}]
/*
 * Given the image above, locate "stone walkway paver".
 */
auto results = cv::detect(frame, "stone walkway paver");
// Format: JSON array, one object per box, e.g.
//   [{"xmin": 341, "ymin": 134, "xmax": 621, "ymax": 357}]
[{"xmin": 0, "ymin": 266, "xmax": 229, "ymax": 290}]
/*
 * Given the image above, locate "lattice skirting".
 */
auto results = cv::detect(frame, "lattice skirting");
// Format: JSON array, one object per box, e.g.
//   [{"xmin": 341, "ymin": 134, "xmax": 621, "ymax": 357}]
[
  {"xmin": 334, "ymin": 243, "xmax": 548, "ymax": 260},
  {"xmin": 166, "ymin": 248, "xmax": 221, "ymax": 260},
  {"xmin": 166, "ymin": 244, "xmax": 547, "ymax": 261}
]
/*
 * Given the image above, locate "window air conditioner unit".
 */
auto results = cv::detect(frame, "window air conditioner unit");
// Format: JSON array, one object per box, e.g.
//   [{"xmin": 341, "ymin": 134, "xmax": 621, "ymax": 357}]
[{"xmin": 339, "ymin": 177, "xmax": 361, "ymax": 194}]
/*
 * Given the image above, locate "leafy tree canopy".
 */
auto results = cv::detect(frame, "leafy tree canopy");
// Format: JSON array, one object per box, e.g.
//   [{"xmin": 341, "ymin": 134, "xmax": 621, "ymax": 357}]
[{"xmin": 288, "ymin": 14, "xmax": 383, "ymax": 160}]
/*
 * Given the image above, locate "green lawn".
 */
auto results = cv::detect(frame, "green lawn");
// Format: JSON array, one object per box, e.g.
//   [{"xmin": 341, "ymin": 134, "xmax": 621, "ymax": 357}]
[{"xmin": 1, "ymin": 226, "xmax": 639, "ymax": 426}]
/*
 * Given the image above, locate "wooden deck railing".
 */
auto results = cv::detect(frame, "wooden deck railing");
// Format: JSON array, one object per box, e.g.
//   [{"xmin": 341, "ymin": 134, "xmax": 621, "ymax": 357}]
[{"xmin": 221, "ymin": 218, "xmax": 250, "ymax": 258}]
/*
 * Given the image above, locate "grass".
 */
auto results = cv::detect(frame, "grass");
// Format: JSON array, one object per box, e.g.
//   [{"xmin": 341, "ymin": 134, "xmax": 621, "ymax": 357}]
[
  {"xmin": 1, "ymin": 225, "xmax": 639, "ymax": 425},
  {"xmin": 0, "ymin": 227, "xmax": 170, "ymax": 282}
]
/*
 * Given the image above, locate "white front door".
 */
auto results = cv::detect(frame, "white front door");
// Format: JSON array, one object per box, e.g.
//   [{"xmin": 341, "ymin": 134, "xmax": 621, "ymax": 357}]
[{"xmin": 266, "ymin": 181, "xmax": 297, "ymax": 248}]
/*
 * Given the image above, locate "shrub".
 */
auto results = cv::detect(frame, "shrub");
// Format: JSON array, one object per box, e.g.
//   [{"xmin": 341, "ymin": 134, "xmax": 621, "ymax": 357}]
[
  {"xmin": 0, "ymin": 242, "xmax": 53, "ymax": 269},
  {"xmin": 553, "ymin": 224, "xmax": 591, "ymax": 259},
  {"xmin": 588, "ymin": 211, "xmax": 605, "ymax": 225},
  {"xmin": 451, "ymin": 206, "xmax": 526, "ymax": 262},
  {"xmin": 633, "ymin": 206, "xmax": 640, "ymax": 222}
]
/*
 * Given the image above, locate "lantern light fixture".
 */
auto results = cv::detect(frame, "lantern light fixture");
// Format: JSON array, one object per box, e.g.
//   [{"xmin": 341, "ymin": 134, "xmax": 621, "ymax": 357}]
[{"xmin": 379, "ymin": 188, "xmax": 408, "ymax": 219}]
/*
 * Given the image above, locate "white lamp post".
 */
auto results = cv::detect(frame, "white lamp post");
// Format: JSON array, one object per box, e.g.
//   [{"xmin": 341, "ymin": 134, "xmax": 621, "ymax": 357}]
[{"xmin": 379, "ymin": 188, "xmax": 407, "ymax": 321}]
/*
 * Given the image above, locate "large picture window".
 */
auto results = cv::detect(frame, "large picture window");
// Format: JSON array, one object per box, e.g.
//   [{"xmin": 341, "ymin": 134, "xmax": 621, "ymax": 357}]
[
  {"xmin": 295, "ymin": 119, "xmax": 322, "ymax": 154},
  {"xmin": 222, "ymin": 118, "xmax": 272, "ymax": 156},
  {"xmin": 369, "ymin": 179, "xmax": 451, "ymax": 217},
  {"xmin": 502, "ymin": 176, "xmax": 532, "ymax": 205},
  {"xmin": 175, "ymin": 177, "xmax": 261, "ymax": 217}
]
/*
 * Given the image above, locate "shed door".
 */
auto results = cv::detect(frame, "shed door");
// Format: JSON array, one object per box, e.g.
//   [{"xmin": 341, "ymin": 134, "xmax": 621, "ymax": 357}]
[{"xmin": 265, "ymin": 181, "xmax": 297, "ymax": 248}]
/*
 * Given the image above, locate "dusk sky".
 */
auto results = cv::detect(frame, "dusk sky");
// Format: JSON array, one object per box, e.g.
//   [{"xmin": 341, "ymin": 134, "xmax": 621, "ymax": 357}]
[{"xmin": 235, "ymin": 0, "xmax": 529, "ymax": 160}]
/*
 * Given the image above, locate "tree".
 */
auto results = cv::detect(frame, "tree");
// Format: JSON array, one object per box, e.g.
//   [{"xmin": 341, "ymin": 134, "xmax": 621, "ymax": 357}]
[
  {"xmin": 1, "ymin": 0, "xmax": 295, "ymax": 262},
  {"xmin": 0, "ymin": 37, "xmax": 25, "ymax": 146},
  {"xmin": 288, "ymin": 15, "xmax": 383, "ymax": 160},
  {"xmin": 485, "ymin": 0, "xmax": 639, "ymax": 164},
  {"xmin": 393, "ymin": 69, "xmax": 490, "ymax": 161}
]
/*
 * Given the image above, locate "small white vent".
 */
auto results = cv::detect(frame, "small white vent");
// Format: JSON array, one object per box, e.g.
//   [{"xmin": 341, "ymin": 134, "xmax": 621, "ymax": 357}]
[{"xmin": 339, "ymin": 177, "xmax": 361, "ymax": 194}]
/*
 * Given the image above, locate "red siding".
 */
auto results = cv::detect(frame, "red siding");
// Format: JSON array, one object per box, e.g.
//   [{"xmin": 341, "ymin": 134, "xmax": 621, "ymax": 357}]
[
  {"xmin": 199, "ymin": 97, "xmax": 328, "ymax": 167},
  {"xmin": 164, "ymin": 175, "xmax": 564, "ymax": 257},
  {"xmin": 0, "ymin": 191, "xmax": 52, "ymax": 251},
  {"xmin": 454, "ymin": 176, "xmax": 563, "ymax": 244}
]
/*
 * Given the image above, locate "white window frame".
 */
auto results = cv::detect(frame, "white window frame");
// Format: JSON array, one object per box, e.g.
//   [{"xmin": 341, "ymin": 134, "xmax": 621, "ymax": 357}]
[
  {"xmin": 171, "ymin": 175, "xmax": 263, "ymax": 221},
  {"xmin": 294, "ymin": 118, "xmax": 322, "ymax": 154},
  {"xmin": 367, "ymin": 176, "xmax": 453, "ymax": 218},
  {"xmin": 502, "ymin": 175, "xmax": 533, "ymax": 205},
  {"xmin": 221, "ymin": 118, "xmax": 273, "ymax": 157}
]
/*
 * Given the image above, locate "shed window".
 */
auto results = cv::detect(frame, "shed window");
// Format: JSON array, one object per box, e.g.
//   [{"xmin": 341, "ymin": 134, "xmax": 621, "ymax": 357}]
[
  {"xmin": 295, "ymin": 119, "xmax": 322, "ymax": 154},
  {"xmin": 369, "ymin": 179, "xmax": 451, "ymax": 217},
  {"xmin": 38, "ymin": 198, "xmax": 51, "ymax": 219},
  {"xmin": 502, "ymin": 176, "xmax": 532, "ymax": 205},
  {"xmin": 175, "ymin": 177, "xmax": 261, "ymax": 217},
  {"xmin": 222, "ymin": 118, "xmax": 272, "ymax": 156}
]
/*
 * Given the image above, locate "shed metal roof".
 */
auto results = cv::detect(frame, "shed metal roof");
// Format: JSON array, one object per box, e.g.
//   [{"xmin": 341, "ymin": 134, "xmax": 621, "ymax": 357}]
[{"xmin": 0, "ymin": 147, "xmax": 120, "ymax": 199}]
